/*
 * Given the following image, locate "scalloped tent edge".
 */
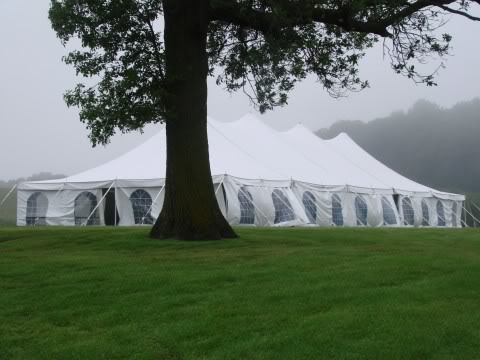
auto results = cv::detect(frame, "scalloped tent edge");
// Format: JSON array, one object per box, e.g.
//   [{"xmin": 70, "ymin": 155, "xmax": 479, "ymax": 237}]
[{"xmin": 16, "ymin": 114, "xmax": 464, "ymax": 228}]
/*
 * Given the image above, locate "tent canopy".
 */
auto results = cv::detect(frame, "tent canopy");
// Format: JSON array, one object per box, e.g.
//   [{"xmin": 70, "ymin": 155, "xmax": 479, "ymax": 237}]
[{"xmin": 19, "ymin": 114, "xmax": 462, "ymax": 201}]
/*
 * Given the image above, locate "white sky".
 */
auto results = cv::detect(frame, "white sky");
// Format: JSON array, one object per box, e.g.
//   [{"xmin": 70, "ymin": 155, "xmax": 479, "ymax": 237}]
[{"xmin": 1, "ymin": 1, "xmax": 479, "ymax": 180}]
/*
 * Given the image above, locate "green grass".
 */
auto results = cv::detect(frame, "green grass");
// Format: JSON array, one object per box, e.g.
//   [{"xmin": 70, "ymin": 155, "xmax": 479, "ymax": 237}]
[
  {"xmin": 0, "ymin": 187, "xmax": 16, "ymax": 226},
  {"xmin": 1, "ymin": 227, "xmax": 480, "ymax": 359}
]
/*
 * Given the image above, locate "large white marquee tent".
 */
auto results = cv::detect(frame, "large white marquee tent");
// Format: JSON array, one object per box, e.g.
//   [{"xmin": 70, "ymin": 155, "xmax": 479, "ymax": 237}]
[{"xmin": 17, "ymin": 114, "xmax": 465, "ymax": 228}]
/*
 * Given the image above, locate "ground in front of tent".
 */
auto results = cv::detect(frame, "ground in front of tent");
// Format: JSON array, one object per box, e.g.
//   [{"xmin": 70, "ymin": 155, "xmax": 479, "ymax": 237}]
[
  {"xmin": 0, "ymin": 187, "xmax": 16, "ymax": 226},
  {"xmin": 1, "ymin": 227, "xmax": 480, "ymax": 359}
]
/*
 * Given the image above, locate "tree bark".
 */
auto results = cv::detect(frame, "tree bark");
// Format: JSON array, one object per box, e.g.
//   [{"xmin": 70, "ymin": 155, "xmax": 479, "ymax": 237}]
[{"xmin": 150, "ymin": 0, "xmax": 237, "ymax": 240}]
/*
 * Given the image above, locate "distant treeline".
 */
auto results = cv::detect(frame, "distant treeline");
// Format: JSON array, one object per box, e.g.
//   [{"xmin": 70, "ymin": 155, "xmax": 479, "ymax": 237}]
[
  {"xmin": 0, "ymin": 172, "xmax": 66, "ymax": 188},
  {"xmin": 317, "ymin": 98, "xmax": 480, "ymax": 194}
]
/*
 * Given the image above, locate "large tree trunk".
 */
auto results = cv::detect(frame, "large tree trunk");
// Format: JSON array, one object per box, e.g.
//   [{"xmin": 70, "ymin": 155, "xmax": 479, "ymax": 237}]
[{"xmin": 150, "ymin": 0, "xmax": 237, "ymax": 240}]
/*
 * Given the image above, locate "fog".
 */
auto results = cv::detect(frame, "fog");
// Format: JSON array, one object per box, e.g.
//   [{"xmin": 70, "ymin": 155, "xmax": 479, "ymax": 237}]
[{"xmin": 1, "ymin": 1, "xmax": 479, "ymax": 180}]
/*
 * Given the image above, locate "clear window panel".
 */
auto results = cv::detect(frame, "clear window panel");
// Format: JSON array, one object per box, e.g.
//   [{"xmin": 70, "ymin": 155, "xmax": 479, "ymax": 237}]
[
  {"xmin": 26, "ymin": 192, "xmax": 48, "ymax": 226},
  {"xmin": 421, "ymin": 200, "xmax": 430, "ymax": 226},
  {"xmin": 130, "ymin": 189, "xmax": 155, "ymax": 225},
  {"xmin": 237, "ymin": 187, "xmax": 255, "ymax": 225},
  {"xmin": 402, "ymin": 197, "xmax": 415, "ymax": 226},
  {"xmin": 332, "ymin": 194, "xmax": 344, "ymax": 226},
  {"xmin": 302, "ymin": 191, "xmax": 316, "ymax": 224},
  {"xmin": 75, "ymin": 192, "xmax": 99, "ymax": 226},
  {"xmin": 272, "ymin": 189, "xmax": 295, "ymax": 224},
  {"xmin": 355, "ymin": 195, "xmax": 368, "ymax": 226},
  {"xmin": 382, "ymin": 196, "xmax": 397, "ymax": 225},
  {"xmin": 436, "ymin": 201, "xmax": 446, "ymax": 227}
]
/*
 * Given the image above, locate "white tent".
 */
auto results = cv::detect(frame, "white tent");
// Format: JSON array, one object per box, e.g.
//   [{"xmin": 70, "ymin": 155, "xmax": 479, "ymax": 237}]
[{"xmin": 17, "ymin": 114, "xmax": 464, "ymax": 227}]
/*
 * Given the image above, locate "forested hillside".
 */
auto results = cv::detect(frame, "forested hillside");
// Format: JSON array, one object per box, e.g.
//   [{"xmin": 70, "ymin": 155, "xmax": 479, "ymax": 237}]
[{"xmin": 317, "ymin": 99, "xmax": 480, "ymax": 194}]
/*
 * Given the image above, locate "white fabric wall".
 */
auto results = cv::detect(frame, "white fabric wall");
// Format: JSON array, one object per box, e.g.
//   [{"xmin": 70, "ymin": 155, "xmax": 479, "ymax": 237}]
[
  {"xmin": 115, "ymin": 186, "xmax": 165, "ymax": 226},
  {"xmin": 224, "ymin": 177, "xmax": 309, "ymax": 227},
  {"xmin": 15, "ymin": 175, "xmax": 464, "ymax": 228},
  {"xmin": 17, "ymin": 189, "xmax": 104, "ymax": 226}
]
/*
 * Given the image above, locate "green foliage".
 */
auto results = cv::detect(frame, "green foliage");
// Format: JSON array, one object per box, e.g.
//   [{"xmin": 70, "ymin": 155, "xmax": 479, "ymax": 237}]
[
  {"xmin": 209, "ymin": 20, "xmax": 374, "ymax": 113},
  {"xmin": 2, "ymin": 227, "xmax": 480, "ymax": 358},
  {"xmin": 49, "ymin": 0, "xmax": 476, "ymax": 145},
  {"xmin": 49, "ymin": 0, "xmax": 166, "ymax": 146}
]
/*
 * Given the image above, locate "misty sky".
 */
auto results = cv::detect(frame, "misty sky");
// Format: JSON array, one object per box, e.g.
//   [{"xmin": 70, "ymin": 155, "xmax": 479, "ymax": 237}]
[{"xmin": 1, "ymin": 1, "xmax": 479, "ymax": 180}]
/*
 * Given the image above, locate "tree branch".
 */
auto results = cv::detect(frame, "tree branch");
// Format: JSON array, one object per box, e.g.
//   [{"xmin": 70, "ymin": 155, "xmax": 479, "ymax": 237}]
[
  {"xmin": 438, "ymin": 4, "xmax": 480, "ymax": 20},
  {"xmin": 210, "ymin": 1, "xmax": 393, "ymax": 37},
  {"xmin": 210, "ymin": 0, "xmax": 480, "ymax": 38}
]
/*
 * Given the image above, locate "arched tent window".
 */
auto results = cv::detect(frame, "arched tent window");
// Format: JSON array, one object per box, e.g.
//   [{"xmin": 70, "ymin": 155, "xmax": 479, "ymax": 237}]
[
  {"xmin": 26, "ymin": 192, "xmax": 48, "ymax": 226},
  {"xmin": 436, "ymin": 200, "xmax": 446, "ymax": 227},
  {"xmin": 302, "ymin": 191, "xmax": 316, "ymax": 224},
  {"xmin": 421, "ymin": 200, "xmax": 430, "ymax": 226},
  {"xmin": 355, "ymin": 195, "xmax": 368, "ymax": 226},
  {"xmin": 452, "ymin": 202, "xmax": 458, "ymax": 228},
  {"xmin": 272, "ymin": 189, "xmax": 295, "ymax": 224},
  {"xmin": 381, "ymin": 196, "xmax": 397, "ymax": 225},
  {"xmin": 75, "ymin": 192, "xmax": 99, "ymax": 226},
  {"xmin": 331, "ymin": 194, "xmax": 343, "ymax": 226},
  {"xmin": 402, "ymin": 197, "xmax": 415, "ymax": 226},
  {"xmin": 237, "ymin": 187, "xmax": 255, "ymax": 225},
  {"xmin": 130, "ymin": 189, "xmax": 155, "ymax": 225}
]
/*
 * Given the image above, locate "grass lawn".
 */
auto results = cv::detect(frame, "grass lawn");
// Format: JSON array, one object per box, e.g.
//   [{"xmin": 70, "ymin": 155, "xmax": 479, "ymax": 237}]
[
  {"xmin": 1, "ymin": 227, "xmax": 480, "ymax": 359},
  {"xmin": 0, "ymin": 187, "xmax": 16, "ymax": 226}
]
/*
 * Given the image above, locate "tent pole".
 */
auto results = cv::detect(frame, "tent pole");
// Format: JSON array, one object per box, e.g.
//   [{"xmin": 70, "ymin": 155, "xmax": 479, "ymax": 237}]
[
  {"xmin": 380, "ymin": 194, "xmax": 402, "ymax": 227},
  {"xmin": 417, "ymin": 199, "xmax": 431, "ymax": 227},
  {"xmin": 469, "ymin": 201, "xmax": 480, "ymax": 226},
  {"xmin": 214, "ymin": 175, "xmax": 226, "ymax": 195},
  {"xmin": 423, "ymin": 199, "xmax": 447, "ymax": 227},
  {"xmin": 0, "ymin": 183, "xmax": 17, "ymax": 209},
  {"xmin": 51, "ymin": 183, "xmax": 65, "ymax": 201},
  {"xmin": 463, "ymin": 203, "xmax": 480, "ymax": 227},
  {"xmin": 440, "ymin": 200, "xmax": 457, "ymax": 228},
  {"xmin": 467, "ymin": 201, "xmax": 476, "ymax": 227},
  {"xmin": 349, "ymin": 187, "xmax": 372, "ymax": 226},
  {"xmin": 264, "ymin": 183, "xmax": 307, "ymax": 225},
  {"xmin": 141, "ymin": 184, "xmax": 165, "ymax": 225},
  {"xmin": 236, "ymin": 183, "xmax": 273, "ymax": 226},
  {"xmin": 82, "ymin": 180, "xmax": 115, "ymax": 226},
  {"xmin": 0, "ymin": 183, "xmax": 17, "ymax": 226}
]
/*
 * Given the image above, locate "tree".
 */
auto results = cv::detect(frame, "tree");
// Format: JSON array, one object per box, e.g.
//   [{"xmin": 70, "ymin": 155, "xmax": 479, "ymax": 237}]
[{"xmin": 49, "ymin": 0, "xmax": 480, "ymax": 240}]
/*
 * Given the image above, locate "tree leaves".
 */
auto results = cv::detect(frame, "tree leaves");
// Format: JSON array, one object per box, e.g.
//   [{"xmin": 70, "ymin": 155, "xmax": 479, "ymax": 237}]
[
  {"xmin": 49, "ymin": 0, "xmax": 165, "ymax": 146},
  {"xmin": 49, "ymin": 0, "xmax": 478, "ymax": 144}
]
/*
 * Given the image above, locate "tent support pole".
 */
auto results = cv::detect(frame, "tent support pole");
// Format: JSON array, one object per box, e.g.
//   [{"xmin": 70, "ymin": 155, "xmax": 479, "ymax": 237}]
[
  {"xmin": 469, "ymin": 201, "xmax": 480, "ymax": 227},
  {"xmin": 82, "ymin": 180, "xmax": 115, "ymax": 226},
  {"xmin": 214, "ymin": 175, "xmax": 226, "ymax": 195},
  {"xmin": 380, "ymin": 194, "xmax": 401, "ymax": 227},
  {"xmin": 349, "ymin": 188, "xmax": 372, "ymax": 227},
  {"xmin": 462, "ymin": 203, "xmax": 480, "ymax": 227},
  {"xmin": 467, "ymin": 201, "xmax": 477, "ymax": 227},
  {"xmin": 0, "ymin": 183, "xmax": 17, "ymax": 209},
  {"xmin": 141, "ymin": 184, "xmax": 165, "ymax": 225},
  {"xmin": 51, "ymin": 183, "xmax": 66, "ymax": 201},
  {"xmin": 236, "ymin": 184, "xmax": 273, "ymax": 226},
  {"xmin": 264, "ymin": 184, "xmax": 307, "ymax": 225},
  {"xmin": 423, "ymin": 199, "xmax": 447, "ymax": 227}
]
